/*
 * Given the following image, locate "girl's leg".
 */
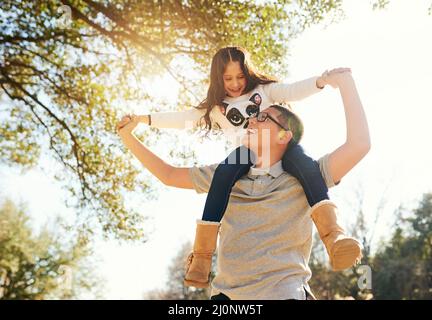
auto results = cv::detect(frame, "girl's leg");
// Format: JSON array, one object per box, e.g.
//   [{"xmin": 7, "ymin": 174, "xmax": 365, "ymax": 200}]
[
  {"xmin": 202, "ymin": 145, "xmax": 254, "ymax": 222},
  {"xmin": 282, "ymin": 144, "xmax": 329, "ymax": 207},
  {"xmin": 282, "ymin": 144, "xmax": 362, "ymax": 271},
  {"xmin": 184, "ymin": 146, "xmax": 253, "ymax": 288}
]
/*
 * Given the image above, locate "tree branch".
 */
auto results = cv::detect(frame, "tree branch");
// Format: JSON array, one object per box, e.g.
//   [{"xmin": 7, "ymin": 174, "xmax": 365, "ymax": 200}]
[
  {"xmin": 0, "ymin": 32, "xmax": 67, "ymax": 44},
  {"xmin": 61, "ymin": 0, "xmax": 202, "ymax": 103},
  {"xmin": 0, "ymin": 69, "xmax": 88, "ymax": 199}
]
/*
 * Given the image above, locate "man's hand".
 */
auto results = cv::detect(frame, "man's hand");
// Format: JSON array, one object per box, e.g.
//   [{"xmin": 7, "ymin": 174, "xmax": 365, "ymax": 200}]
[
  {"xmin": 116, "ymin": 114, "xmax": 139, "ymax": 136},
  {"xmin": 316, "ymin": 67, "xmax": 352, "ymax": 89}
]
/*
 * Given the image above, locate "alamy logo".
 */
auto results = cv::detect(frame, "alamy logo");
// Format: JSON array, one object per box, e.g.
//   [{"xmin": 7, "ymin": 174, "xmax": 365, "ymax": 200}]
[
  {"xmin": 357, "ymin": 265, "xmax": 372, "ymax": 290},
  {"xmin": 57, "ymin": 5, "xmax": 72, "ymax": 28}
]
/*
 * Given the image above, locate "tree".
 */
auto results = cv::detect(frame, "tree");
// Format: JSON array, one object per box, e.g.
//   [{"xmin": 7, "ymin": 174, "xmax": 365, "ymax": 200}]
[
  {"xmin": 0, "ymin": 0, "xmax": 342, "ymax": 241},
  {"xmin": 310, "ymin": 192, "xmax": 432, "ymax": 300},
  {"xmin": 144, "ymin": 241, "xmax": 214, "ymax": 300},
  {"xmin": 308, "ymin": 182, "xmax": 389, "ymax": 300},
  {"xmin": 372, "ymin": 193, "xmax": 432, "ymax": 299},
  {"xmin": 0, "ymin": 199, "xmax": 102, "ymax": 299},
  {"xmin": 372, "ymin": 0, "xmax": 432, "ymax": 14}
]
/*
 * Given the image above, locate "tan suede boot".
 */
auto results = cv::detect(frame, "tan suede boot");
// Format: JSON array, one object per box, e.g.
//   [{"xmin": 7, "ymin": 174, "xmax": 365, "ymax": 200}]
[
  {"xmin": 184, "ymin": 220, "xmax": 220, "ymax": 288},
  {"xmin": 310, "ymin": 201, "xmax": 362, "ymax": 271}
]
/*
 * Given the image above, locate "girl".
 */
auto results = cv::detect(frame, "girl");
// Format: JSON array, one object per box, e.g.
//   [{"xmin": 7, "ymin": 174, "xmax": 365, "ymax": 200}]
[{"xmin": 128, "ymin": 47, "xmax": 362, "ymax": 288}]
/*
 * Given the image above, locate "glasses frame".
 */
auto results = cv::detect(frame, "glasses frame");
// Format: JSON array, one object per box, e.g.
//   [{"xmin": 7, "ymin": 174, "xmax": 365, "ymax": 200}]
[{"xmin": 252, "ymin": 112, "xmax": 289, "ymax": 131}]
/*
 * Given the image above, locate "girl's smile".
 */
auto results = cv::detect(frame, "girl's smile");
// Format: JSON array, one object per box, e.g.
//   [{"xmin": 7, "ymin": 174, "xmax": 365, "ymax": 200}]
[{"xmin": 223, "ymin": 61, "xmax": 247, "ymax": 97}]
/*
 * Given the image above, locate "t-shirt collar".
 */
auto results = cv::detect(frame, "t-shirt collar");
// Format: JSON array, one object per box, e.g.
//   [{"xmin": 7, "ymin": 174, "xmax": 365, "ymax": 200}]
[{"xmin": 248, "ymin": 160, "xmax": 284, "ymax": 178}]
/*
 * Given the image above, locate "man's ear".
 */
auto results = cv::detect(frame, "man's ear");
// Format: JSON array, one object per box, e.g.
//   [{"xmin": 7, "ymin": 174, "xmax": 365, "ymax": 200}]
[{"xmin": 277, "ymin": 130, "xmax": 292, "ymax": 145}]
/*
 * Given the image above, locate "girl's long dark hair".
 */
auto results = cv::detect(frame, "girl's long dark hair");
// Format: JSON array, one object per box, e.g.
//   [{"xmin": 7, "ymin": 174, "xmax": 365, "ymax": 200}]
[{"xmin": 196, "ymin": 46, "xmax": 277, "ymax": 133}]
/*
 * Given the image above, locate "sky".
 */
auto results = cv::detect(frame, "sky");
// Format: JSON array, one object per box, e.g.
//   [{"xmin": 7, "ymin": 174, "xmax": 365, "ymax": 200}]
[{"xmin": 1, "ymin": 0, "xmax": 432, "ymax": 299}]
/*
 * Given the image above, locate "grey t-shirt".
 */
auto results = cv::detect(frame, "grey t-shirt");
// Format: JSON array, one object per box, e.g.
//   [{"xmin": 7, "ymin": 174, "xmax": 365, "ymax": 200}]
[{"xmin": 189, "ymin": 154, "xmax": 336, "ymax": 300}]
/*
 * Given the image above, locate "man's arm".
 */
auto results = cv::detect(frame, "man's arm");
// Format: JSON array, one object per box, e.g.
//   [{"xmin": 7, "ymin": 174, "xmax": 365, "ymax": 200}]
[
  {"xmin": 326, "ymin": 71, "xmax": 371, "ymax": 183},
  {"xmin": 117, "ymin": 116, "xmax": 194, "ymax": 189}
]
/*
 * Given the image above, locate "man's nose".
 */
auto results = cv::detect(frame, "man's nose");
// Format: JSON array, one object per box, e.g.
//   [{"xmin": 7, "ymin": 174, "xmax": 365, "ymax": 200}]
[
  {"xmin": 245, "ymin": 117, "xmax": 256, "ymax": 129},
  {"xmin": 248, "ymin": 116, "xmax": 257, "ymax": 125}
]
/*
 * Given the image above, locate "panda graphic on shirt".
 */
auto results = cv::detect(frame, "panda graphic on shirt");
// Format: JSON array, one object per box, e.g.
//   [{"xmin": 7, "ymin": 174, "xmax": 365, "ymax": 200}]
[{"xmin": 220, "ymin": 92, "xmax": 262, "ymax": 129}]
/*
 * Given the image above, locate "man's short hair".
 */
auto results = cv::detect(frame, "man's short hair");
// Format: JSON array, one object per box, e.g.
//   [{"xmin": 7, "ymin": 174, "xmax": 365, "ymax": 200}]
[{"xmin": 270, "ymin": 104, "xmax": 304, "ymax": 146}]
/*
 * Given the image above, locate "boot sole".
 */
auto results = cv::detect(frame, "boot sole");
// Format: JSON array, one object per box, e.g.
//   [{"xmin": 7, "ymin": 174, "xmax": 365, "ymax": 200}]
[
  {"xmin": 331, "ymin": 238, "xmax": 362, "ymax": 271},
  {"xmin": 183, "ymin": 279, "xmax": 210, "ymax": 289}
]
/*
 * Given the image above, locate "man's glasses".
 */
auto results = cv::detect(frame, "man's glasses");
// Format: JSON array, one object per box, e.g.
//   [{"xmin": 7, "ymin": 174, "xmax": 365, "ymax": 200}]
[{"xmin": 250, "ymin": 112, "xmax": 289, "ymax": 131}]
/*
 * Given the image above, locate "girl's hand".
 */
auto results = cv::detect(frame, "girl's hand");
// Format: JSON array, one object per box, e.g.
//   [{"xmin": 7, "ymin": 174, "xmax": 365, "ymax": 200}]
[
  {"xmin": 319, "ymin": 68, "xmax": 352, "ymax": 89},
  {"xmin": 137, "ymin": 115, "xmax": 150, "ymax": 125},
  {"xmin": 117, "ymin": 114, "xmax": 139, "ymax": 136}
]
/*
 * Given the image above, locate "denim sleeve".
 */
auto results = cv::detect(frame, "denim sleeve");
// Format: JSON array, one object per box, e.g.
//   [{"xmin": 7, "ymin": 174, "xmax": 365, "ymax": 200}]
[
  {"xmin": 318, "ymin": 154, "xmax": 338, "ymax": 188},
  {"xmin": 188, "ymin": 164, "xmax": 218, "ymax": 194}
]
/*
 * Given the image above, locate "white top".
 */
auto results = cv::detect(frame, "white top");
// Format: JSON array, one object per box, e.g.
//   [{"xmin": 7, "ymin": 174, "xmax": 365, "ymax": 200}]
[{"xmin": 150, "ymin": 77, "xmax": 321, "ymax": 138}]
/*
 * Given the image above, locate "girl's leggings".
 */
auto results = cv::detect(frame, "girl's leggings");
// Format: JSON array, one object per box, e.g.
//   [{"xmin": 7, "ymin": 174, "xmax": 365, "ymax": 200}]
[{"xmin": 202, "ymin": 144, "xmax": 329, "ymax": 222}]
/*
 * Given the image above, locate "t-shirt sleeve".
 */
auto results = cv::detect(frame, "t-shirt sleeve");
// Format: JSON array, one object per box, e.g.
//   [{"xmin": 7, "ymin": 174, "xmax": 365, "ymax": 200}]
[
  {"xmin": 318, "ymin": 154, "xmax": 338, "ymax": 189},
  {"xmin": 262, "ymin": 77, "xmax": 322, "ymax": 103},
  {"xmin": 188, "ymin": 164, "xmax": 219, "ymax": 194},
  {"xmin": 150, "ymin": 108, "xmax": 206, "ymax": 129}
]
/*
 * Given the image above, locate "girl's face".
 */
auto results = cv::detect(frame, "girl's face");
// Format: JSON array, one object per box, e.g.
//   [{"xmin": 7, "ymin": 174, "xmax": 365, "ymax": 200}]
[{"xmin": 223, "ymin": 61, "xmax": 247, "ymax": 97}]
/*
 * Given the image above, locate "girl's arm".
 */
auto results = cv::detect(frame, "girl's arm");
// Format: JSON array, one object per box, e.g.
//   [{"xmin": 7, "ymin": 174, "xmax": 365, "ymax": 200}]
[
  {"xmin": 263, "ymin": 76, "xmax": 323, "ymax": 103},
  {"xmin": 263, "ymin": 68, "xmax": 351, "ymax": 103},
  {"xmin": 137, "ymin": 108, "xmax": 206, "ymax": 130}
]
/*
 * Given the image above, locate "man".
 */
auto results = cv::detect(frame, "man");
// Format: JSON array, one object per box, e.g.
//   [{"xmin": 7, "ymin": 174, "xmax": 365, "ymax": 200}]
[{"xmin": 117, "ymin": 70, "xmax": 370, "ymax": 300}]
